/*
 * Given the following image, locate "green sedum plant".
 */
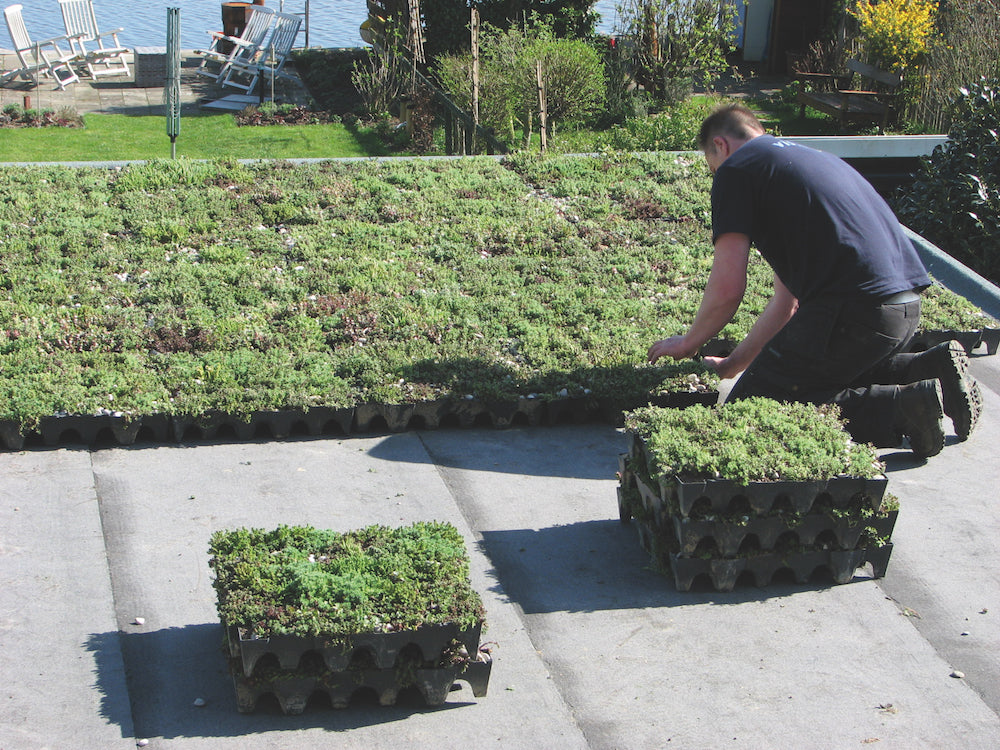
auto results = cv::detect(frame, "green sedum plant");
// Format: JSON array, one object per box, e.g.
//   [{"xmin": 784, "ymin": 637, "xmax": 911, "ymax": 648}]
[
  {"xmin": 0, "ymin": 154, "xmax": 990, "ymax": 430},
  {"xmin": 209, "ymin": 522, "xmax": 485, "ymax": 639},
  {"xmin": 625, "ymin": 398, "xmax": 885, "ymax": 486}
]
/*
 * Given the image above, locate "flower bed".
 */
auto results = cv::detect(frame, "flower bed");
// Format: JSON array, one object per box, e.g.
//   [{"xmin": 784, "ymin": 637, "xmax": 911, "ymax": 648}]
[
  {"xmin": 0, "ymin": 104, "xmax": 83, "ymax": 128},
  {"xmin": 234, "ymin": 103, "xmax": 342, "ymax": 127},
  {"xmin": 208, "ymin": 522, "xmax": 491, "ymax": 712},
  {"xmin": 619, "ymin": 399, "xmax": 896, "ymax": 592}
]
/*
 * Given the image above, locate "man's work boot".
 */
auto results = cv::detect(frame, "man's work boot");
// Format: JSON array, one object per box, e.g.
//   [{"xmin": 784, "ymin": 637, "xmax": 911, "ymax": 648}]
[
  {"xmin": 906, "ymin": 340, "xmax": 982, "ymax": 440},
  {"xmin": 894, "ymin": 379, "xmax": 946, "ymax": 458}
]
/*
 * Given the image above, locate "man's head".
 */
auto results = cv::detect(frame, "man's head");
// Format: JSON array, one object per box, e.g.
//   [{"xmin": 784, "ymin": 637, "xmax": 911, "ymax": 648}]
[{"xmin": 699, "ymin": 104, "xmax": 766, "ymax": 173}]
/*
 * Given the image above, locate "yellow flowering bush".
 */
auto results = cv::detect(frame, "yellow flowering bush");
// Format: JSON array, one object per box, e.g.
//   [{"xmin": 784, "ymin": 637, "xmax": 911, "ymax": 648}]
[{"xmin": 851, "ymin": 0, "xmax": 937, "ymax": 71}]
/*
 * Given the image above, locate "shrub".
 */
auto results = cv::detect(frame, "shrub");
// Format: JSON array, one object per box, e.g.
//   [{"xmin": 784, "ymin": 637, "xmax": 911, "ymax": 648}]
[
  {"xmin": 851, "ymin": 0, "xmax": 937, "ymax": 124},
  {"xmin": 435, "ymin": 25, "xmax": 527, "ymax": 141},
  {"xmin": 893, "ymin": 78, "xmax": 1000, "ymax": 283},
  {"xmin": 613, "ymin": 0, "xmax": 737, "ymax": 104},
  {"xmin": 851, "ymin": 0, "xmax": 936, "ymax": 73},
  {"xmin": 528, "ymin": 31, "xmax": 607, "ymax": 137},
  {"xmin": 909, "ymin": 0, "xmax": 1000, "ymax": 132},
  {"xmin": 596, "ymin": 95, "xmax": 722, "ymax": 151},
  {"xmin": 351, "ymin": 36, "xmax": 409, "ymax": 118},
  {"xmin": 434, "ymin": 22, "xmax": 606, "ymax": 145}
]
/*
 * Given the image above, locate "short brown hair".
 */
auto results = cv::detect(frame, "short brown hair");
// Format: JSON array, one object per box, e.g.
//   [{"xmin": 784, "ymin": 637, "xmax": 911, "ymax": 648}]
[{"xmin": 698, "ymin": 104, "xmax": 765, "ymax": 151}]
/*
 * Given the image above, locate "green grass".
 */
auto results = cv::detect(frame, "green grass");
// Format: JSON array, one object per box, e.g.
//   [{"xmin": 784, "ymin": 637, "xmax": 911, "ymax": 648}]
[{"xmin": 0, "ymin": 113, "xmax": 397, "ymax": 162}]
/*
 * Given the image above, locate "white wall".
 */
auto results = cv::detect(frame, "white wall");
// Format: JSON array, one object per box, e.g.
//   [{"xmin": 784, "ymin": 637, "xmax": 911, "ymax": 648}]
[{"xmin": 742, "ymin": 0, "xmax": 775, "ymax": 62}]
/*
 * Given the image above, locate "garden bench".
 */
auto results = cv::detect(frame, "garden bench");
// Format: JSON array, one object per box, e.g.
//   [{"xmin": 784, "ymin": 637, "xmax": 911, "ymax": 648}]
[{"xmin": 797, "ymin": 59, "xmax": 901, "ymax": 131}]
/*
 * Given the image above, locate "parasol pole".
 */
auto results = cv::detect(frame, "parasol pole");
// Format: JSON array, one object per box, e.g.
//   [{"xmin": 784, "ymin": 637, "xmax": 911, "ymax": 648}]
[{"xmin": 165, "ymin": 7, "xmax": 181, "ymax": 158}]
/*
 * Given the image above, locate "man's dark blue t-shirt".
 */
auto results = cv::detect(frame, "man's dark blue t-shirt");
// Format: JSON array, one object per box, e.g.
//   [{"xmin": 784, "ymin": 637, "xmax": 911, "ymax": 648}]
[{"xmin": 711, "ymin": 135, "xmax": 930, "ymax": 302}]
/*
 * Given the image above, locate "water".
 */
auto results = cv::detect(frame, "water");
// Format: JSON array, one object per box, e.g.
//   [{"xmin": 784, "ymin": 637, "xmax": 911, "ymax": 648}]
[{"xmin": 9, "ymin": 0, "xmax": 622, "ymax": 52}]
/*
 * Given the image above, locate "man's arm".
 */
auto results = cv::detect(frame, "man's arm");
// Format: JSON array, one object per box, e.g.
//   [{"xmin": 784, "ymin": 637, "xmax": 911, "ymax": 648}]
[
  {"xmin": 647, "ymin": 232, "xmax": 750, "ymax": 363},
  {"xmin": 704, "ymin": 273, "xmax": 798, "ymax": 379}
]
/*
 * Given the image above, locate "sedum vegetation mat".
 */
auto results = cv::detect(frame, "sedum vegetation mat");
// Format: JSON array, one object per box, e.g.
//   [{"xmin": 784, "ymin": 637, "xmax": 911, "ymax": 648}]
[
  {"xmin": 619, "ymin": 400, "xmax": 896, "ymax": 591},
  {"xmin": 209, "ymin": 522, "xmax": 485, "ymax": 638},
  {"xmin": 209, "ymin": 522, "xmax": 492, "ymax": 712},
  {"xmin": 623, "ymin": 398, "xmax": 884, "ymax": 485},
  {"xmin": 0, "ymin": 154, "xmax": 993, "ymax": 433}
]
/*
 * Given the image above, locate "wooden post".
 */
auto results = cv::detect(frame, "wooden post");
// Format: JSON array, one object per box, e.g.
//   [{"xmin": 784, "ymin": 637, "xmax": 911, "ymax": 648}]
[
  {"xmin": 471, "ymin": 8, "xmax": 480, "ymax": 153},
  {"xmin": 444, "ymin": 108, "xmax": 454, "ymax": 154},
  {"xmin": 399, "ymin": 99, "xmax": 414, "ymax": 140},
  {"xmin": 536, "ymin": 60, "xmax": 547, "ymax": 154}
]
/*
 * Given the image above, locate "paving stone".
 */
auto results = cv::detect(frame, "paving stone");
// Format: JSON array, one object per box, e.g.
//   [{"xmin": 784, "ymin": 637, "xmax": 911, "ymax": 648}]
[{"xmin": 1, "ymin": 50, "xmax": 310, "ymax": 115}]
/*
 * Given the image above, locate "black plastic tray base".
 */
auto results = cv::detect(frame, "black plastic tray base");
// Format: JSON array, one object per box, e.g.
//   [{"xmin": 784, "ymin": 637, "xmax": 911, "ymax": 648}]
[
  {"xmin": 228, "ymin": 622, "xmax": 484, "ymax": 677},
  {"xmin": 231, "ymin": 652, "xmax": 493, "ymax": 714},
  {"xmin": 618, "ymin": 452, "xmax": 897, "ymax": 592},
  {"xmin": 622, "ymin": 437, "xmax": 888, "ymax": 519},
  {"xmin": 0, "ymin": 390, "xmax": 718, "ymax": 451}
]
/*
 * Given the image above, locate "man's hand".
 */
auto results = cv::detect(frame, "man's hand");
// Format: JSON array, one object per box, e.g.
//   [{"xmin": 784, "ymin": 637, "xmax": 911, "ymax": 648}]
[
  {"xmin": 701, "ymin": 355, "xmax": 743, "ymax": 380},
  {"xmin": 647, "ymin": 233, "xmax": 751, "ymax": 366},
  {"xmin": 647, "ymin": 335, "xmax": 699, "ymax": 363}
]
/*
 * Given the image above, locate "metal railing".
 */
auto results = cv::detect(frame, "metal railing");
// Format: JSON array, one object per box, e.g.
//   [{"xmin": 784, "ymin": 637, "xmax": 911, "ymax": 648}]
[{"xmin": 278, "ymin": 0, "xmax": 309, "ymax": 48}]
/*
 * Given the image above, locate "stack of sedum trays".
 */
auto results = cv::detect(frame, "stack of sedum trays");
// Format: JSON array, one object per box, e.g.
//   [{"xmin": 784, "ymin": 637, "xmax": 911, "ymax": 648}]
[
  {"xmin": 617, "ymin": 400, "xmax": 898, "ymax": 592},
  {"xmin": 209, "ymin": 522, "xmax": 492, "ymax": 713}
]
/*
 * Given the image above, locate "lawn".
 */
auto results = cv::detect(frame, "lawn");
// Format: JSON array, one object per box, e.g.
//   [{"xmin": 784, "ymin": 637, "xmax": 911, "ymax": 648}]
[{"xmin": 0, "ymin": 112, "xmax": 396, "ymax": 162}]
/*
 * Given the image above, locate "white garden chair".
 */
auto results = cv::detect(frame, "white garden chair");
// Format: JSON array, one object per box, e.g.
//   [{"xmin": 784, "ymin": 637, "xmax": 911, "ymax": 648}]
[
  {"xmin": 221, "ymin": 11, "xmax": 301, "ymax": 95},
  {"xmin": 196, "ymin": 4, "xmax": 274, "ymax": 82},
  {"xmin": 58, "ymin": 0, "xmax": 129, "ymax": 79},
  {"xmin": 2, "ymin": 3, "xmax": 80, "ymax": 89}
]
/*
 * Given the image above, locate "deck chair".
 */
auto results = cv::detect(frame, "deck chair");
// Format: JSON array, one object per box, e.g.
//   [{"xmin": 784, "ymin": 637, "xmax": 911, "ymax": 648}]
[
  {"xmin": 58, "ymin": 0, "xmax": 129, "ymax": 79},
  {"xmin": 196, "ymin": 4, "xmax": 273, "ymax": 82},
  {"xmin": 2, "ymin": 4, "xmax": 80, "ymax": 89},
  {"xmin": 221, "ymin": 11, "xmax": 301, "ymax": 95}
]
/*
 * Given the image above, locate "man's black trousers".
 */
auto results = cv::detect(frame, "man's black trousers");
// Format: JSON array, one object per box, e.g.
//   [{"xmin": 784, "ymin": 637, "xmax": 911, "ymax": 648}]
[{"xmin": 726, "ymin": 295, "xmax": 923, "ymax": 447}]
